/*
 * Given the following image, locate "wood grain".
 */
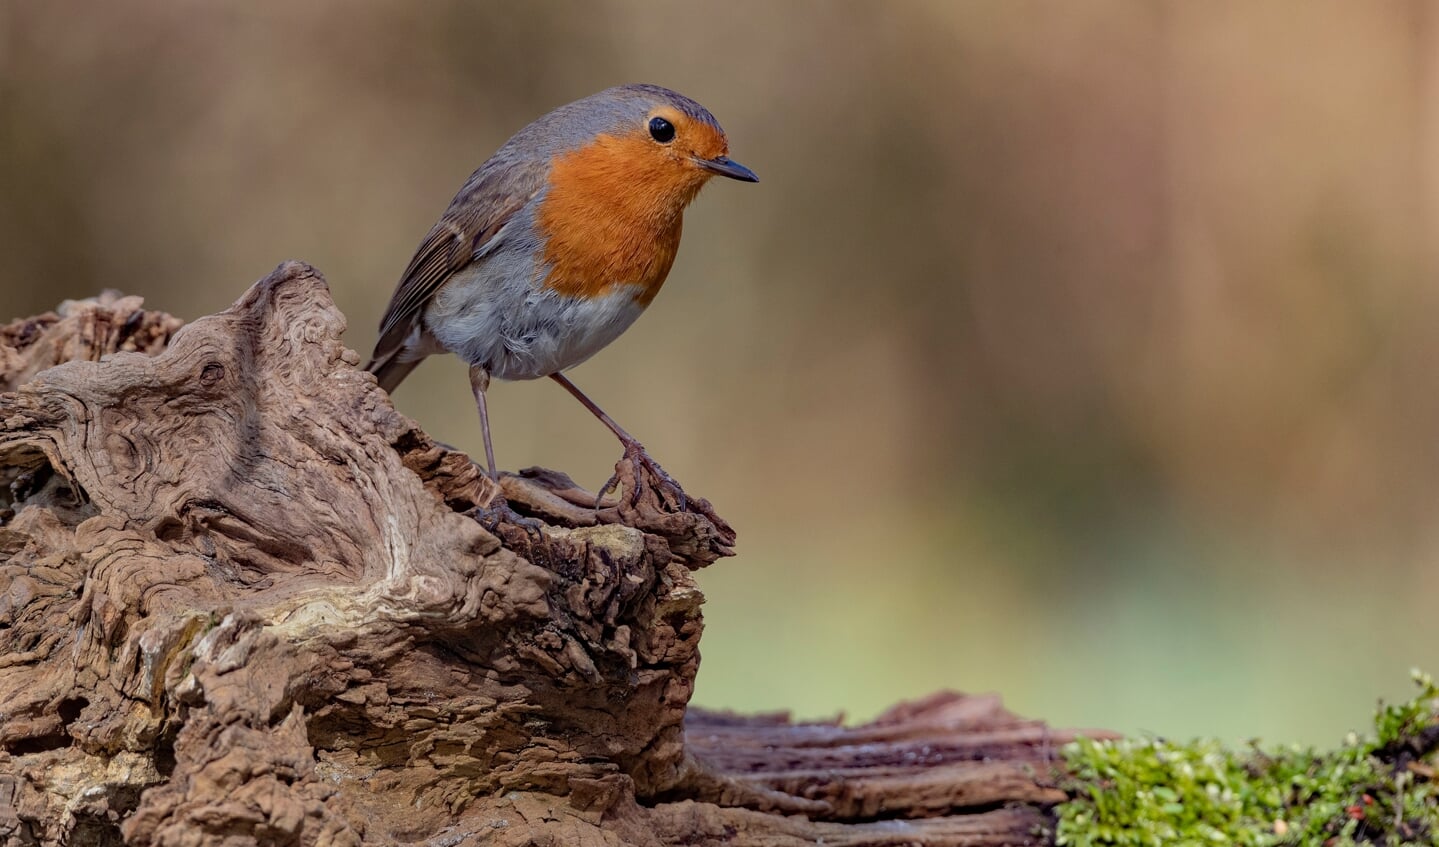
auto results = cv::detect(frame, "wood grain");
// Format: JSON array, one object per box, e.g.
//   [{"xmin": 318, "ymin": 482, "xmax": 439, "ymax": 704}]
[{"xmin": 0, "ymin": 262, "xmax": 1086, "ymax": 846}]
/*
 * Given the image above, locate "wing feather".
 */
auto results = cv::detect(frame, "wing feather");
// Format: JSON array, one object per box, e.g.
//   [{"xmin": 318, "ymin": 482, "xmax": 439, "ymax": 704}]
[{"xmin": 366, "ymin": 155, "xmax": 547, "ymax": 372}]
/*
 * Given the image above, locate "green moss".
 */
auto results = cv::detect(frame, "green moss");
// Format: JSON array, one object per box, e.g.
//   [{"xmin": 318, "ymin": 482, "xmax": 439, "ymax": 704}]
[{"xmin": 1056, "ymin": 670, "xmax": 1439, "ymax": 846}]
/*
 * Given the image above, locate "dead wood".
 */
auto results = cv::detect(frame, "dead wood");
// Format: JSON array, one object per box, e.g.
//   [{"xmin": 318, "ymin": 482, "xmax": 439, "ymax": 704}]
[{"xmin": 0, "ymin": 263, "xmax": 1082, "ymax": 846}]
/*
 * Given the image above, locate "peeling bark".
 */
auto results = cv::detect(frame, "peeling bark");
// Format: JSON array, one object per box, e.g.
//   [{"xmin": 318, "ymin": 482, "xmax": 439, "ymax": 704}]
[{"xmin": 0, "ymin": 263, "xmax": 1084, "ymax": 846}]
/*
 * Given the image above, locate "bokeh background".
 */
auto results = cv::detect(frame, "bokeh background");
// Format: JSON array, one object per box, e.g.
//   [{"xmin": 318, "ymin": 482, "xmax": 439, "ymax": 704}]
[{"xmin": 4, "ymin": 1, "xmax": 1438, "ymax": 745}]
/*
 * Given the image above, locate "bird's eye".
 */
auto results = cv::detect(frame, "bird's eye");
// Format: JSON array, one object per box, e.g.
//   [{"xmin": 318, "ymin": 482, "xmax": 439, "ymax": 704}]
[{"xmin": 648, "ymin": 116, "xmax": 676, "ymax": 143}]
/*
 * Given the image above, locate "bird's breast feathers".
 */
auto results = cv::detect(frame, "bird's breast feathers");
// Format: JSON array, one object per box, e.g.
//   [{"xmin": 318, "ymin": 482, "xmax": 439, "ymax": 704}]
[
  {"xmin": 534, "ymin": 132, "xmax": 701, "ymax": 308},
  {"xmin": 425, "ymin": 245, "xmax": 650, "ymax": 382}
]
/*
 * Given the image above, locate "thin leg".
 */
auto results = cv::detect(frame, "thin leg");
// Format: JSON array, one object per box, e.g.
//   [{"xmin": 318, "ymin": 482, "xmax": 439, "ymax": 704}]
[
  {"xmin": 464, "ymin": 365, "xmax": 545, "ymax": 536},
  {"xmin": 548, "ymin": 372, "xmax": 686, "ymax": 510},
  {"xmin": 469, "ymin": 364, "xmax": 498, "ymax": 478},
  {"xmin": 549, "ymin": 372, "xmax": 639, "ymax": 445}
]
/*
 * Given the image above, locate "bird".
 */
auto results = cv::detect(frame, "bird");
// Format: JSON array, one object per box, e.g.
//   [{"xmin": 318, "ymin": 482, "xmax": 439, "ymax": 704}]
[{"xmin": 364, "ymin": 84, "xmax": 757, "ymax": 508}]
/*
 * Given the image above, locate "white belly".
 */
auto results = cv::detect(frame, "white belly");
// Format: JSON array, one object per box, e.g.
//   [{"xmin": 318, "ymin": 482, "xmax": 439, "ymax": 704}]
[{"xmin": 423, "ymin": 264, "xmax": 647, "ymax": 381}]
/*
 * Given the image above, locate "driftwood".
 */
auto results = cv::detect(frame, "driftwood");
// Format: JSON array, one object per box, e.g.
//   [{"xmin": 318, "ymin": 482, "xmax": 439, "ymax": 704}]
[{"xmin": 0, "ymin": 263, "xmax": 1080, "ymax": 846}]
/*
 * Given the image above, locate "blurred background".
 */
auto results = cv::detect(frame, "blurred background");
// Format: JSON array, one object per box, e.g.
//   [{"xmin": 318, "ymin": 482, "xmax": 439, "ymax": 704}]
[{"xmin": 4, "ymin": 1, "xmax": 1438, "ymax": 745}]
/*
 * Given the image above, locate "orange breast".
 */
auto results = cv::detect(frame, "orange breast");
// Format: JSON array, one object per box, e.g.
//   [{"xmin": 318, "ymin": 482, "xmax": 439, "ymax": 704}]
[{"xmin": 536, "ymin": 133, "xmax": 706, "ymax": 307}]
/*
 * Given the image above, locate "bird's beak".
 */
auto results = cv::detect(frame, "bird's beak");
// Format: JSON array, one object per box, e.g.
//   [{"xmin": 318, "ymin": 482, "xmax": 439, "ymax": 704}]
[{"xmin": 696, "ymin": 155, "xmax": 759, "ymax": 183}]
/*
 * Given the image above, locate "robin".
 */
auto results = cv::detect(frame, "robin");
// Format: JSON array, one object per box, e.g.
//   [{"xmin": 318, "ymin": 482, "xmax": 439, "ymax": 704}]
[{"xmin": 365, "ymin": 84, "xmax": 757, "ymax": 506}]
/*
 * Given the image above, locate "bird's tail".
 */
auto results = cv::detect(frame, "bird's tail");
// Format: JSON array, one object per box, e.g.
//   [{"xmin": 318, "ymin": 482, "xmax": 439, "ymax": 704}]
[{"xmin": 365, "ymin": 349, "xmax": 423, "ymax": 394}]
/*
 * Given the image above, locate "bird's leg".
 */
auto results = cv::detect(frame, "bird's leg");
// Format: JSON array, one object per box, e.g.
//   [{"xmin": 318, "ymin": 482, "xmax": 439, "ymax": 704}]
[
  {"xmin": 468, "ymin": 364, "xmax": 499, "ymax": 479},
  {"xmin": 548, "ymin": 372, "xmax": 687, "ymax": 511},
  {"xmin": 466, "ymin": 364, "xmax": 545, "ymax": 535}
]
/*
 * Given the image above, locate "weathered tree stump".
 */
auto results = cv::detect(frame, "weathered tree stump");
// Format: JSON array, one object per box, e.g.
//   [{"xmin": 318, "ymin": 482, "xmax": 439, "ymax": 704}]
[{"xmin": 0, "ymin": 263, "xmax": 1079, "ymax": 846}]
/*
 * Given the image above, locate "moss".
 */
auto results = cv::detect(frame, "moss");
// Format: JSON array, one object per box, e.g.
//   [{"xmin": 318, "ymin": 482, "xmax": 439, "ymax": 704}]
[{"xmin": 1056, "ymin": 670, "xmax": 1439, "ymax": 846}]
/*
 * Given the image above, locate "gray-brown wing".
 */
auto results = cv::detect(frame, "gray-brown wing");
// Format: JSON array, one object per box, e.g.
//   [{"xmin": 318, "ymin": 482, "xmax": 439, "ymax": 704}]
[{"xmin": 366, "ymin": 157, "xmax": 546, "ymax": 371}]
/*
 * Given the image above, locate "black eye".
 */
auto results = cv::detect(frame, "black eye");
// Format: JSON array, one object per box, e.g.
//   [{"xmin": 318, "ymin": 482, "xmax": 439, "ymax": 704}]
[{"xmin": 649, "ymin": 116, "xmax": 675, "ymax": 143}]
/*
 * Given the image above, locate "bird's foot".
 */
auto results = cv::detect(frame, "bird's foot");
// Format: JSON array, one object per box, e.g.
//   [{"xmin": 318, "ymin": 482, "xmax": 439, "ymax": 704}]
[
  {"xmin": 466, "ymin": 496, "xmax": 545, "ymax": 537},
  {"xmin": 596, "ymin": 439, "xmax": 687, "ymax": 512}
]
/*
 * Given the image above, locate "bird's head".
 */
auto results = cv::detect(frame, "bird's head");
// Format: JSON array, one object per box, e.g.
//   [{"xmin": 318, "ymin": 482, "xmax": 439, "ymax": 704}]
[{"xmin": 536, "ymin": 84, "xmax": 758, "ymax": 224}]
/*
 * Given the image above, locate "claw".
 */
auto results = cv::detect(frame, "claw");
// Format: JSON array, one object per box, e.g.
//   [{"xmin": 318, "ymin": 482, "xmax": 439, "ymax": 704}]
[
  {"xmin": 595, "ymin": 469, "xmax": 624, "ymax": 509},
  {"xmin": 637, "ymin": 448, "xmax": 687, "ymax": 512},
  {"xmin": 467, "ymin": 498, "xmax": 545, "ymax": 537},
  {"xmin": 596, "ymin": 440, "xmax": 687, "ymax": 512}
]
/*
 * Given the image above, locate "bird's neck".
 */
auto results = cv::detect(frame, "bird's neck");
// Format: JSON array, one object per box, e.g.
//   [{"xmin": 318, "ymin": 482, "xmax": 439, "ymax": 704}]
[{"xmin": 537, "ymin": 134, "xmax": 706, "ymax": 306}]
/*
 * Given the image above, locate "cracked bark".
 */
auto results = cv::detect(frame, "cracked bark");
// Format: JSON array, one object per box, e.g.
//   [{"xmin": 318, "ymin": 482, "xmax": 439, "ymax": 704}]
[{"xmin": 0, "ymin": 264, "xmax": 1084, "ymax": 846}]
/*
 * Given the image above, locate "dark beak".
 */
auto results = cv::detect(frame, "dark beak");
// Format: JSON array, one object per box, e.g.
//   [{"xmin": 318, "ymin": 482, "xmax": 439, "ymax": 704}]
[{"xmin": 697, "ymin": 155, "xmax": 759, "ymax": 183}]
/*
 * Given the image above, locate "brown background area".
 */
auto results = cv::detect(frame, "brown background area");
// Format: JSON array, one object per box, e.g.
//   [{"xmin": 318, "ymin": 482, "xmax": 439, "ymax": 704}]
[{"xmin": 3, "ymin": 0, "xmax": 1438, "ymax": 743}]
